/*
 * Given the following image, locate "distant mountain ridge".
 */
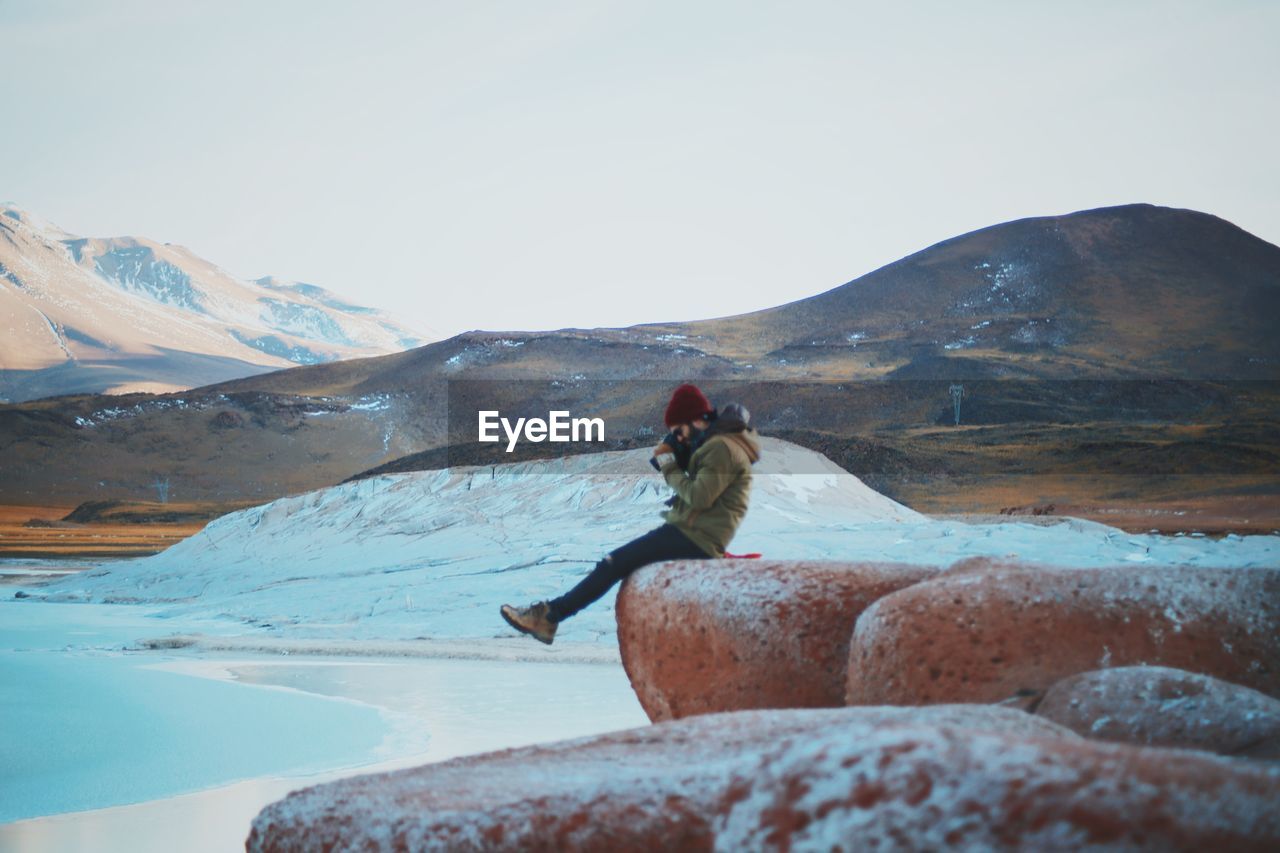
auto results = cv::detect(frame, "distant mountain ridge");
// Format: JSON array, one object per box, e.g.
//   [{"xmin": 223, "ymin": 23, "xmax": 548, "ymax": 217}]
[
  {"xmin": 0, "ymin": 204, "xmax": 434, "ymax": 402},
  {"xmin": 2, "ymin": 202, "xmax": 1277, "ymax": 511},
  {"xmin": 191, "ymin": 203, "xmax": 1280, "ymax": 412}
]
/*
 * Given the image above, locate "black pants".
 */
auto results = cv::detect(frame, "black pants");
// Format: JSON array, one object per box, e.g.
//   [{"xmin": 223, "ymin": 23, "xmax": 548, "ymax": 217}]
[{"xmin": 547, "ymin": 524, "xmax": 711, "ymax": 623}]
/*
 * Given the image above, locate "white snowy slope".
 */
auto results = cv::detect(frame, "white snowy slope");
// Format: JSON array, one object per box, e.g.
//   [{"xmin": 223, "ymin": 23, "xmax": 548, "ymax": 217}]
[
  {"xmin": 29, "ymin": 438, "xmax": 1280, "ymax": 649},
  {"xmin": 0, "ymin": 203, "xmax": 433, "ymax": 400}
]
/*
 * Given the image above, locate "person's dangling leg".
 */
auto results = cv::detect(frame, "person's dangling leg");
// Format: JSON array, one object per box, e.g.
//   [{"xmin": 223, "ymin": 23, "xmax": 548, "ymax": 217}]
[
  {"xmin": 500, "ymin": 524, "xmax": 709, "ymax": 643},
  {"xmin": 547, "ymin": 524, "xmax": 709, "ymax": 623}
]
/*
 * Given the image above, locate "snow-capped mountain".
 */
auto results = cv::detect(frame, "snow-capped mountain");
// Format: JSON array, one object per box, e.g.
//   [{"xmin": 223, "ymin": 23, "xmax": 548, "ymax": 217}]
[{"xmin": 0, "ymin": 204, "xmax": 434, "ymax": 402}]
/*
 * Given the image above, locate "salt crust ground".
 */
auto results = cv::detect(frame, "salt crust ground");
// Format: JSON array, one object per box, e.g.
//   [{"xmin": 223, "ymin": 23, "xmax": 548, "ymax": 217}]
[{"xmin": 23, "ymin": 438, "xmax": 1280, "ymax": 652}]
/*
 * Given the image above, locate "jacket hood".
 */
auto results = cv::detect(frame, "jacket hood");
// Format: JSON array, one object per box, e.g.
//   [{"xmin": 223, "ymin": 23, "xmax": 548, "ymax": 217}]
[
  {"xmin": 722, "ymin": 430, "xmax": 762, "ymax": 465},
  {"xmin": 706, "ymin": 401, "xmax": 760, "ymax": 464},
  {"xmin": 715, "ymin": 402, "xmax": 751, "ymax": 432}
]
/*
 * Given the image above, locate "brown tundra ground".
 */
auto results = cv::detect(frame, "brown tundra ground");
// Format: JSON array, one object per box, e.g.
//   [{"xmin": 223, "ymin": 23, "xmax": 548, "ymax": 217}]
[
  {"xmin": 0, "ymin": 501, "xmax": 257, "ymax": 559},
  {"xmin": 2, "ymin": 473, "xmax": 1275, "ymax": 562}
]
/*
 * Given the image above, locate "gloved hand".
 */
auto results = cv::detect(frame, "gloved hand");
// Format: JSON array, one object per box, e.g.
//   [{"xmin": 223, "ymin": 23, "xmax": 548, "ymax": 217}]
[{"xmin": 649, "ymin": 430, "xmax": 692, "ymax": 471}]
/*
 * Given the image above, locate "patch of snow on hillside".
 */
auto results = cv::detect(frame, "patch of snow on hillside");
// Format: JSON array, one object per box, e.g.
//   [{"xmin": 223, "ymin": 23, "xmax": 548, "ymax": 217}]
[
  {"xmin": 74, "ymin": 396, "xmax": 205, "ymax": 427},
  {"xmin": 258, "ymin": 298, "xmax": 354, "ymax": 346},
  {"xmin": 349, "ymin": 394, "xmax": 392, "ymax": 412}
]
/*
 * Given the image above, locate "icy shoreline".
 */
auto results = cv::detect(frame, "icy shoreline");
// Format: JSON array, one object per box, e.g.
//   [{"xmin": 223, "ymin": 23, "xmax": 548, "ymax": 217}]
[
  {"xmin": 137, "ymin": 632, "xmax": 624, "ymax": 663},
  {"xmin": 0, "ymin": 599, "xmax": 645, "ymax": 851},
  {"xmin": 20, "ymin": 439, "xmax": 1280, "ymax": 651}
]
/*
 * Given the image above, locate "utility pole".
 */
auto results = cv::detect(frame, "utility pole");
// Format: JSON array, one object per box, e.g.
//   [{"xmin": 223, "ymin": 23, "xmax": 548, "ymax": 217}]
[{"xmin": 948, "ymin": 383, "xmax": 965, "ymax": 426}]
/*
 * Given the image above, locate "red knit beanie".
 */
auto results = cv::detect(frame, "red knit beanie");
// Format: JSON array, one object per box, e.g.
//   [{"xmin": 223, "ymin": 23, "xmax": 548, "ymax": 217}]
[{"xmin": 664, "ymin": 383, "xmax": 713, "ymax": 428}]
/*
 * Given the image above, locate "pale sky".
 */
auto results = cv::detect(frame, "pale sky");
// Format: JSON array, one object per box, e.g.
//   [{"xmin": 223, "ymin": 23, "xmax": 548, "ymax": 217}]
[{"xmin": 3, "ymin": 1, "xmax": 1277, "ymax": 340}]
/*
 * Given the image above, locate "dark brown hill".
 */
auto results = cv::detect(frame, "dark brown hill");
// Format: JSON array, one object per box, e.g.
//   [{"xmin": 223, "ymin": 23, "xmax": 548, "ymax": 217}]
[
  {"xmin": 192, "ymin": 203, "xmax": 1280, "ymax": 397},
  {"xmin": 647, "ymin": 202, "xmax": 1280, "ymax": 379}
]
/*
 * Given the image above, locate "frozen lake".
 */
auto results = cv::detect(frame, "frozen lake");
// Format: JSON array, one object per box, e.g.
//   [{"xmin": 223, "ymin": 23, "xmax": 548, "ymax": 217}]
[
  {"xmin": 0, "ymin": 599, "xmax": 647, "ymax": 852},
  {"xmin": 28, "ymin": 441, "xmax": 1280, "ymax": 650},
  {"xmin": 6, "ymin": 440, "xmax": 1279, "ymax": 850}
]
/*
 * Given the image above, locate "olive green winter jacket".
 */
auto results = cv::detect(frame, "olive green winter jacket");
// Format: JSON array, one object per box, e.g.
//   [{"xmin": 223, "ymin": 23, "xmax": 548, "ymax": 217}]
[{"xmin": 660, "ymin": 430, "xmax": 761, "ymax": 557}]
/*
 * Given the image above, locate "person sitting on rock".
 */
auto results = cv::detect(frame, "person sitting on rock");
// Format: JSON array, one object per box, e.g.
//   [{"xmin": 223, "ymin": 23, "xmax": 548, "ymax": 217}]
[{"xmin": 500, "ymin": 383, "xmax": 761, "ymax": 645}]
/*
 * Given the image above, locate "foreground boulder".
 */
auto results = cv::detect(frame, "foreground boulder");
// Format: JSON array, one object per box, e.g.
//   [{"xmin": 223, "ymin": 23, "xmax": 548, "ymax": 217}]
[
  {"xmin": 1037, "ymin": 665, "xmax": 1280, "ymax": 759},
  {"xmin": 846, "ymin": 564, "xmax": 1280, "ymax": 707},
  {"xmin": 616, "ymin": 559, "xmax": 938, "ymax": 721},
  {"xmin": 247, "ymin": 705, "xmax": 1279, "ymax": 852}
]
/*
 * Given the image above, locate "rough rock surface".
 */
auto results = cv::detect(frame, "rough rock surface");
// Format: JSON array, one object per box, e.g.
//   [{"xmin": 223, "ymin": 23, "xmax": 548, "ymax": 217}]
[
  {"xmin": 616, "ymin": 559, "xmax": 939, "ymax": 721},
  {"xmin": 846, "ymin": 564, "xmax": 1280, "ymax": 707},
  {"xmin": 247, "ymin": 705, "xmax": 1280, "ymax": 852},
  {"xmin": 1037, "ymin": 666, "xmax": 1280, "ymax": 759}
]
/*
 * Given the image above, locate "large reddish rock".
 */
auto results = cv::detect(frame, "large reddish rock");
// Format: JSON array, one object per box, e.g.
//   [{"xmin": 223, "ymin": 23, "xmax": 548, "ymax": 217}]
[
  {"xmin": 1036, "ymin": 665, "xmax": 1280, "ymax": 759},
  {"xmin": 616, "ymin": 559, "xmax": 939, "ymax": 721},
  {"xmin": 845, "ymin": 564, "xmax": 1280, "ymax": 707},
  {"xmin": 716, "ymin": 718, "xmax": 1280, "ymax": 850},
  {"xmin": 247, "ymin": 705, "xmax": 1280, "ymax": 852}
]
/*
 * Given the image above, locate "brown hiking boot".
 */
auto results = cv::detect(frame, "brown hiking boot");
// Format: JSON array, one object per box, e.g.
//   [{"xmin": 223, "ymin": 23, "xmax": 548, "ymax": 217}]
[{"xmin": 500, "ymin": 601, "xmax": 557, "ymax": 645}]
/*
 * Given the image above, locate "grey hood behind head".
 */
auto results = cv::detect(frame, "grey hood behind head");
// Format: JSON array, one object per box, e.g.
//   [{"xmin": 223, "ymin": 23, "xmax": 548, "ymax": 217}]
[{"xmin": 710, "ymin": 402, "xmax": 761, "ymax": 464}]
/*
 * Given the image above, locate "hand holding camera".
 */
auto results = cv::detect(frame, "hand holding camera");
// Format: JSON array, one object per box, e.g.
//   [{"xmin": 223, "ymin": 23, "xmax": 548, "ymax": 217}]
[{"xmin": 649, "ymin": 429, "xmax": 692, "ymax": 471}]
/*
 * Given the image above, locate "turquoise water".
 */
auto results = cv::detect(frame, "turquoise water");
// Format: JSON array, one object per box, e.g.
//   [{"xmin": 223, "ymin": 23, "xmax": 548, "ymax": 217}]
[
  {"xmin": 0, "ymin": 601, "xmax": 395, "ymax": 824},
  {"xmin": 0, "ymin": 598, "xmax": 647, "ymax": 838}
]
